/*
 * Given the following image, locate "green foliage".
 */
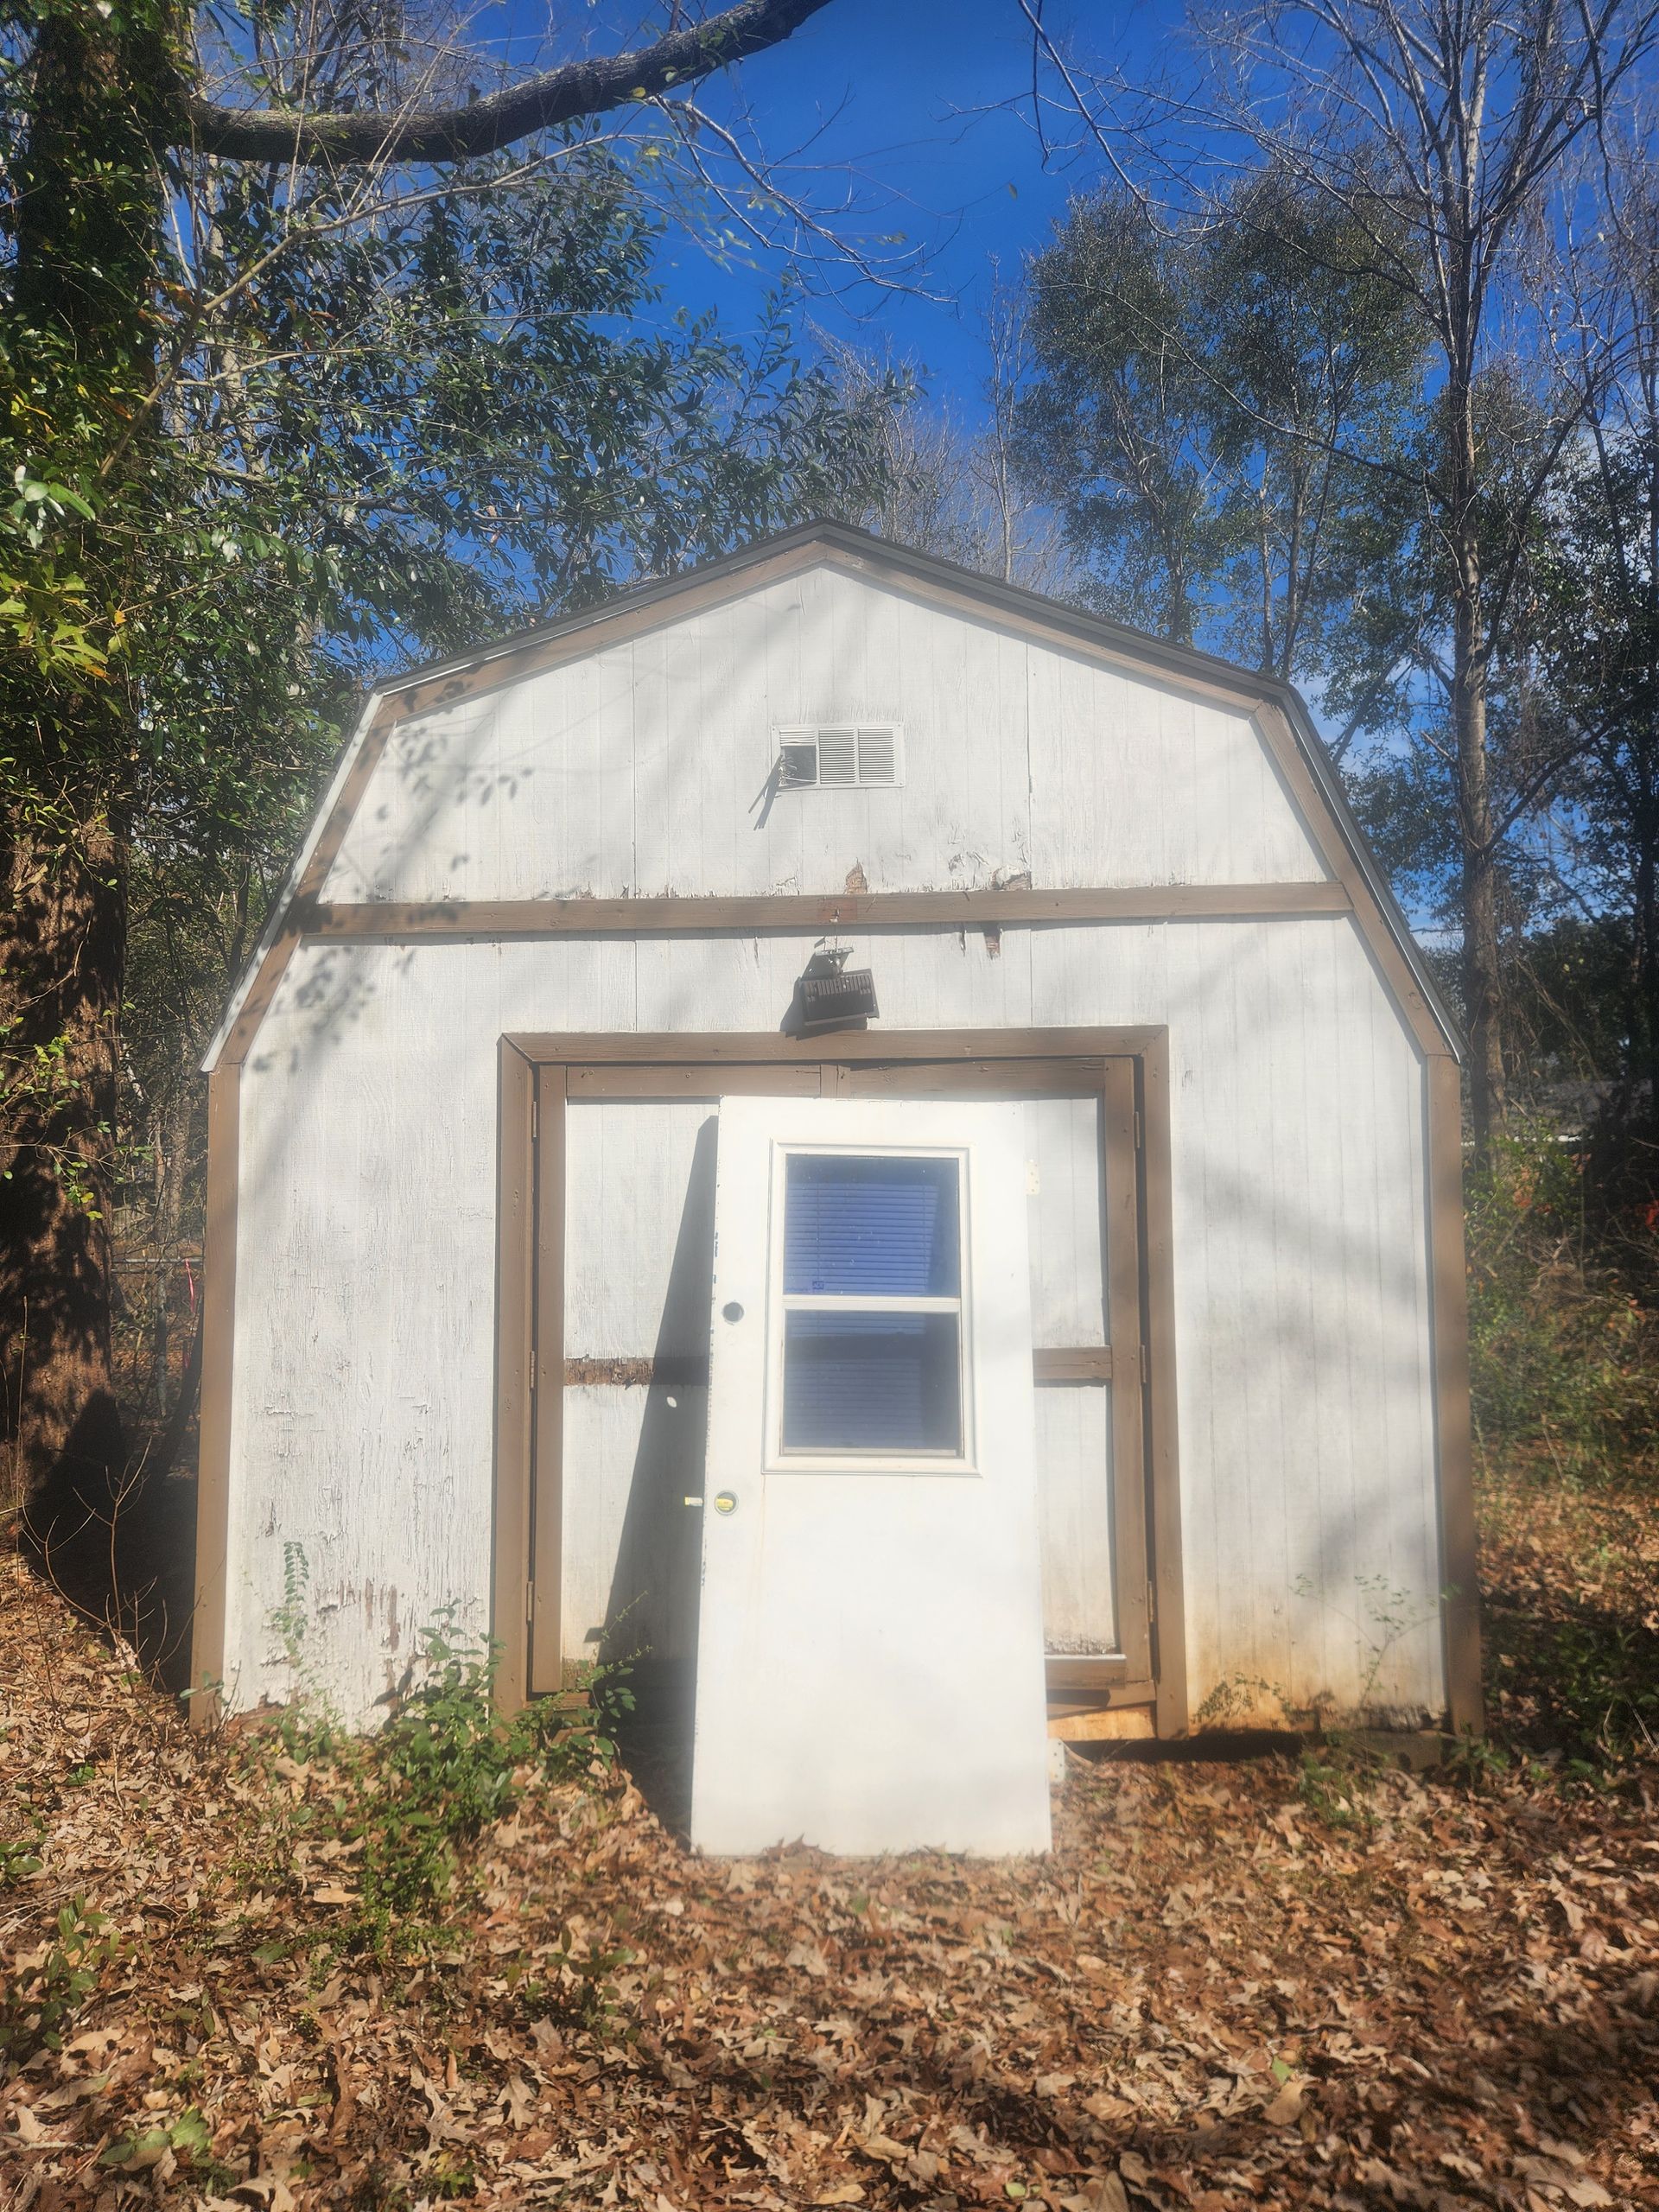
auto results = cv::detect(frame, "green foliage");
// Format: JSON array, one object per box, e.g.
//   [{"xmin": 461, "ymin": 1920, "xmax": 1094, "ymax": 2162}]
[
  {"xmin": 1516, "ymin": 1615, "xmax": 1659, "ymax": 1771},
  {"xmin": 0, "ymin": 1, "xmax": 914, "ymax": 1299},
  {"xmin": 1466, "ymin": 1124, "xmax": 1659, "ymax": 1478},
  {"xmin": 0, "ymin": 1898, "xmax": 122, "ymax": 2068},
  {"xmin": 1294, "ymin": 1740, "xmax": 1380, "ymax": 1831},
  {"xmin": 0, "ymin": 468, "xmax": 106, "ymax": 678},
  {"xmin": 254, "ymin": 1577, "xmax": 629, "ymax": 1961},
  {"xmin": 522, "ymin": 1933, "xmax": 639, "ymax": 2041},
  {"xmin": 0, "ymin": 1023, "xmax": 105, "ymax": 1215},
  {"xmin": 0, "ymin": 1831, "xmax": 42, "ymax": 1888},
  {"xmin": 1018, "ymin": 165, "xmax": 1422, "ymax": 680},
  {"xmin": 100, "ymin": 2107, "xmax": 217, "ymax": 2175}
]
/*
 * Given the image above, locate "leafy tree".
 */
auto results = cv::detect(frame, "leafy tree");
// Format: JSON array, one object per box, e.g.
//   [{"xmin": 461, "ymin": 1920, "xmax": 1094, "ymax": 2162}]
[
  {"xmin": 1018, "ymin": 194, "xmax": 1222, "ymax": 645},
  {"xmin": 1533, "ymin": 148, "xmax": 1659, "ymax": 1133},
  {"xmin": 1016, "ymin": 171, "xmax": 1423, "ymax": 695},
  {"xmin": 1022, "ymin": 0, "xmax": 1659, "ymax": 1147},
  {"xmin": 0, "ymin": 0, "xmax": 869, "ymax": 1535}
]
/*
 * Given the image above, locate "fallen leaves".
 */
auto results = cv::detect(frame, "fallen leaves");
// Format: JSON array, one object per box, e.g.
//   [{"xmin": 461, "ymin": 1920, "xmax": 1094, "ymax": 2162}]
[{"xmin": 2, "ymin": 1465, "xmax": 1658, "ymax": 2208}]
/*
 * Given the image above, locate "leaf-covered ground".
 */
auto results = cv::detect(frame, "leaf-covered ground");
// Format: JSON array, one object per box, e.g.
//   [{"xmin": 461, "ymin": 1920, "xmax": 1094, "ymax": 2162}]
[{"xmin": 3, "ymin": 1462, "xmax": 1657, "ymax": 2212}]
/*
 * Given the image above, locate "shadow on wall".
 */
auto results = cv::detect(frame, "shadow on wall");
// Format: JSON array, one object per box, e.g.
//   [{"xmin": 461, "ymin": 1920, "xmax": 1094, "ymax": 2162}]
[{"xmin": 600, "ymin": 1115, "xmax": 717, "ymax": 1836}]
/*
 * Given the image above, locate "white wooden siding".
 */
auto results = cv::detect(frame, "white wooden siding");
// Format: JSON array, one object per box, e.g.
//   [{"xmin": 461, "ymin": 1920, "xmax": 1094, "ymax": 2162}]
[
  {"xmin": 321, "ymin": 566, "xmax": 1326, "ymax": 904},
  {"xmin": 562, "ymin": 1101, "xmax": 715, "ymax": 1670},
  {"xmin": 225, "ymin": 914, "xmax": 1440, "ymax": 1727}
]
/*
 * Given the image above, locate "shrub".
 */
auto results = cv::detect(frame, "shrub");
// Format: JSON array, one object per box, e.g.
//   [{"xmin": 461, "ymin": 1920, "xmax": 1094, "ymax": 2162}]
[
  {"xmin": 1465, "ymin": 1122, "xmax": 1659, "ymax": 1478},
  {"xmin": 251, "ymin": 1604, "xmax": 632, "ymax": 1961},
  {"xmin": 0, "ymin": 1899, "xmax": 122, "ymax": 2068}
]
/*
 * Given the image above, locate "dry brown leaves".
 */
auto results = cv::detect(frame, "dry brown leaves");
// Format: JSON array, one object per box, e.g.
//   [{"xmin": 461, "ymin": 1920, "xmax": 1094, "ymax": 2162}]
[{"xmin": 3, "ymin": 1470, "xmax": 1658, "ymax": 2212}]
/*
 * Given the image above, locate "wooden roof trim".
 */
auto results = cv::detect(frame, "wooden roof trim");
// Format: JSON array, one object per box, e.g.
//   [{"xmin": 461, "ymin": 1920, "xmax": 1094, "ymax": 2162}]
[{"xmin": 366, "ymin": 518, "xmax": 1283, "ymax": 718}]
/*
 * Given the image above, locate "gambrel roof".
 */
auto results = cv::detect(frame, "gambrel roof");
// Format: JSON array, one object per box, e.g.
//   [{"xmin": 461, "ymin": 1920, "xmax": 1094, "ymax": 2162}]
[{"xmin": 203, "ymin": 520, "xmax": 1458, "ymax": 1071}]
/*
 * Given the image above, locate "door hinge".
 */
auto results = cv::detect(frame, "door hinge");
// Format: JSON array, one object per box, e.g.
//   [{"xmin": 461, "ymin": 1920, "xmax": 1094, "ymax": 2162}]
[
  {"xmin": 531, "ymin": 1095, "xmax": 539, "ymax": 1141},
  {"xmin": 525, "ymin": 1579, "xmax": 536, "ymax": 1626},
  {"xmin": 1140, "ymin": 1343, "xmax": 1151, "ymax": 1384},
  {"xmin": 527, "ymin": 1363, "xmax": 536, "ymax": 1395},
  {"xmin": 1147, "ymin": 1576, "xmax": 1157, "ymax": 1628},
  {"xmin": 1134, "ymin": 1109, "xmax": 1143, "ymax": 1151}
]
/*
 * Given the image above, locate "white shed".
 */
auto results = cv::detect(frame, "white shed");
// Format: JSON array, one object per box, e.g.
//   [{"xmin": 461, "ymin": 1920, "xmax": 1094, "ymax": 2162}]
[{"xmin": 193, "ymin": 522, "xmax": 1479, "ymax": 1792}]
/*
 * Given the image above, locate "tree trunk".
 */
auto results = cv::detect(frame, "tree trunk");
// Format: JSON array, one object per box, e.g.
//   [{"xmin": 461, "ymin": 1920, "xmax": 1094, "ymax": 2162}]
[
  {"xmin": 0, "ymin": 826, "xmax": 129, "ymax": 1539},
  {"xmin": 1454, "ymin": 630, "xmax": 1507, "ymax": 1150},
  {"xmin": 1633, "ymin": 771, "xmax": 1659, "ymax": 1136},
  {"xmin": 1, "ymin": 3, "xmax": 174, "ymax": 1560},
  {"xmin": 1447, "ymin": 397, "xmax": 1507, "ymax": 1152}
]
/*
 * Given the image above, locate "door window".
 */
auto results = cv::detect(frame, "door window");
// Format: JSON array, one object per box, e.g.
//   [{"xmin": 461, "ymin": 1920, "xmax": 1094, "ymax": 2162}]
[{"xmin": 772, "ymin": 1149, "xmax": 970, "ymax": 1465}]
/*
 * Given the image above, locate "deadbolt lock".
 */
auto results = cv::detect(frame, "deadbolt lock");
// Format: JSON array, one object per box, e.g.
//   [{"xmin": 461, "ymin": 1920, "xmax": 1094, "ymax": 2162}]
[{"xmin": 713, "ymin": 1491, "xmax": 738, "ymax": 1516}]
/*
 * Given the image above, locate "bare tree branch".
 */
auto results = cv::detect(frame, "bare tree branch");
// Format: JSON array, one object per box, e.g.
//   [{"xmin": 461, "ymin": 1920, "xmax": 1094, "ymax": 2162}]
[{"xmin": 183, "ymin": 0, "xmax": 834, "ymax": 163}]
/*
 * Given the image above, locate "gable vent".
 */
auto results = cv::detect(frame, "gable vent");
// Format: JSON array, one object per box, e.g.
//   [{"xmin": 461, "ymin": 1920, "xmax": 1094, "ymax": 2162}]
[
  {"xmin": 775, "ymin": 724, "xmax": 904, "ymax": 790},
  {"xmin": 857, "ymin": 726, "xmax": 897, "ymax": 785}
]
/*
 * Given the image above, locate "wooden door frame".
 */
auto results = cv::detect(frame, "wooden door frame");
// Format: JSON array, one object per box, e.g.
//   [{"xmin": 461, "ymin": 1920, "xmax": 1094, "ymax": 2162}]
[{"xmin": 493, "ymin": 1026, "xmax": 1188, "ymax": 1734}]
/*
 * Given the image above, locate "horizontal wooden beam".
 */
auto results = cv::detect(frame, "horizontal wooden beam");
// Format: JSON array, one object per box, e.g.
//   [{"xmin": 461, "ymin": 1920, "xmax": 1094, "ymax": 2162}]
[
  {"xmin": 566, "ymin": 1058, "xmax": 1110, "ymax": 1100},
  {"xmin": 512, "ymin": 1027, "xmax": 1164, "ymax": 1066},
  {"xmin": 567, "ymin": 1063, "xmax": 824, "ymax": 1100},
  {"xmin": 1033, "ymin": 1345, "xmax": 1114, "ymax": 1385},
  {"xmin": 296, "ymin": 882, "xmax": 1351, "ymax": 941},
  {"xmin": 564, "ymin": 1354, "xmax": 707, "ymax": 1388},
  {"xmin": 563, "ymin": 1344, "xmax": 1114, "ymax": 1389}
]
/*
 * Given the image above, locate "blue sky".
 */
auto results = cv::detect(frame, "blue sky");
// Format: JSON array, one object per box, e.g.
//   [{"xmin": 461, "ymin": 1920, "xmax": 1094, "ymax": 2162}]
[{"xmin": 639, "ymin": 0, "xmax": 1185, "ymax": 419}]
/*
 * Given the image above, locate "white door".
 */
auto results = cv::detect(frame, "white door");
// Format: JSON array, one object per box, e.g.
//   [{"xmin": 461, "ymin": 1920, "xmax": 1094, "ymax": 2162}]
[{"xmin": 690, "ymin": 1096, "xmax": 1052, "ymax": 1857}]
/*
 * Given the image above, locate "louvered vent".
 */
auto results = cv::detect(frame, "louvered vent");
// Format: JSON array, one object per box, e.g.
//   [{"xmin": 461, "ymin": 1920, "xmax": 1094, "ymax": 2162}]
[
  {"xmin": 817, "ymin": 728, "xmax": 858, "ymax": 785},
  {"xmin": 856, "ymin": 726, "xmax": 897, "ymax": 784},
  {"xmin": 772, "ymin": 724, "xmax": 904, "ymax": 790}
]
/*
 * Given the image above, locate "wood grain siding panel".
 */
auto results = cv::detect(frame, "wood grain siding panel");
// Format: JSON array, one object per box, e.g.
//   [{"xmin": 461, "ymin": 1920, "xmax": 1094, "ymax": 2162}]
[
  {"xmin": 211, "ymin": 527, "xmax": 1450, "ymax": 1075},
  {"xmin": 842, "ymin": 1058, "xmax": 1106, "ymax": 1100},
  {"xmin": 492, "ymin": 1042, "xmax": 536, "ymax": 1716},
  {"xmin": 529, "ymin": 1066, "xmax": 568, "ymax": 1697},
  {"xmin": 1428, "ymin": 1053, "xmax": 1482, "ymax": 1734},
  {"xmin": 1027, "ymin": 652, "xmax": 1327, "ymax": 892},
  {"xmin": 559, "ymin": 1098, "xmax": 720, "ymax": 1669},
  {"xmin": 301, "ymin": 885, "xmax": 1353, "ymax": 938},
  {"xmin": 189, "ymin": 1061, "xmax": 240, "ymax": 1723}
]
